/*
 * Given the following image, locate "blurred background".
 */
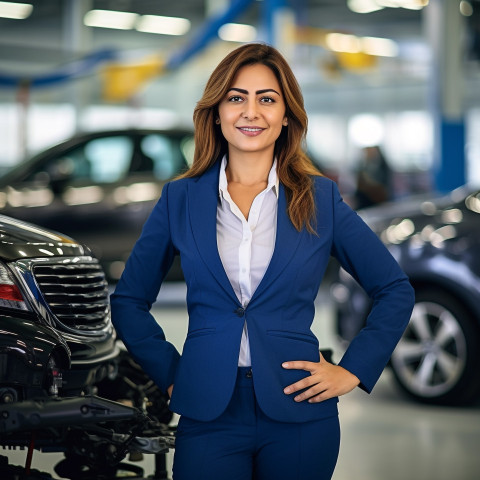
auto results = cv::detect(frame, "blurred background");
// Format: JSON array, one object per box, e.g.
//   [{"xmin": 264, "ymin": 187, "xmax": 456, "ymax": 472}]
[
  {"xmin": 1, "ymin": 1, "xmax": 480, "ymax": 479},
  {"xmin": 1, "ymin": 0, "xmax": 480, "ymax": 192}
]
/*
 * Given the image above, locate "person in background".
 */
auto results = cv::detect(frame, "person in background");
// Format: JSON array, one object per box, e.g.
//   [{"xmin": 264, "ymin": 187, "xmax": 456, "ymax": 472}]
[
  {"xmin": 354, "ymin": 144, "xmax": 393, "ymax": 209},
  {"xmin": 110, "ymin": 43, "xmax": 414, "ymax": 480}
]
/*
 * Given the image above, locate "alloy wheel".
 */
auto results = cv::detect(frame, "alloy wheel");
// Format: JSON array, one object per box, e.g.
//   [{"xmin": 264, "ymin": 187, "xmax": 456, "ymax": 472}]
[{"xmin": 391, "ymin": 300, "xmax": 467, "ymax": 399}]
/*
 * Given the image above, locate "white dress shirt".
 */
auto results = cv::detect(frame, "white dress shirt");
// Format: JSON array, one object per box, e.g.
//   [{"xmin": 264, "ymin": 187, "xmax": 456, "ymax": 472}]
[{"xmin": 217, "ymin": 155, "xmax": 278, "ymax": 366}]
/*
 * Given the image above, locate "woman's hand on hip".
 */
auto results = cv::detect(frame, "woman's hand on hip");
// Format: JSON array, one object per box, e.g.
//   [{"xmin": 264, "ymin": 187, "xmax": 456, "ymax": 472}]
[{"xmin": 282, "ymin": 353, "xmax": 360, "ymax": 403}]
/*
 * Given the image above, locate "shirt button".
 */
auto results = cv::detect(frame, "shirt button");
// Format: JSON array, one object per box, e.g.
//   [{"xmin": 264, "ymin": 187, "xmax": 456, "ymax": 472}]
[{"xmin": 235, "ymin": 307, "xmax": 245, "ymax": 317}]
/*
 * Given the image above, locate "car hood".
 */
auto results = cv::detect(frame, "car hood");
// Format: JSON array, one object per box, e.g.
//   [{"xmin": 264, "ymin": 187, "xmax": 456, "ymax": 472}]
[
  {"xmin": 357, "ymin": 186, "xmax": 476, "ymax": 227},
  {"xmin": 0, "ymin": 214, "xmax": 87, "ymax": 261}
]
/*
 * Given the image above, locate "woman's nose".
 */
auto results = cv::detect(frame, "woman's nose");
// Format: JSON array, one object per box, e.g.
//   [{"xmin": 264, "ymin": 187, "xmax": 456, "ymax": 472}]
[{"xmin": 242, "ymin": 101, "xmax": 258, "ymax": 120}]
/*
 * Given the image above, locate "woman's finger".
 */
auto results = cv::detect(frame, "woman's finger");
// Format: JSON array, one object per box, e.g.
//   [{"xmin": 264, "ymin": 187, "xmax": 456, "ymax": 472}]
[
  {"xmin": 292, "ymin": 383, "xmax": 327, "ymax": 402},
  {"xmin": 283, "ymin": 373, "xmax": 322, "ymax": 395},
  {"xmin": 282, "ymin": 360, "xmax": 316, "ymax": 371}
]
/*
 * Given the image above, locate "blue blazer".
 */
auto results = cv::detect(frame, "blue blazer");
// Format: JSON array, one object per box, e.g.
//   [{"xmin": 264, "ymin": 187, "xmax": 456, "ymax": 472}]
[{"xmin": 111, "ymin": 160, "xmax": 414, "ymax": 423}]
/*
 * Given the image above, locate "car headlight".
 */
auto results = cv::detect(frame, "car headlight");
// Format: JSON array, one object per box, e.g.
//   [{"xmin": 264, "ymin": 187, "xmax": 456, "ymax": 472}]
[{"xmin": 0, "ymin": 262, "xmax": 30, "ymax": 311}]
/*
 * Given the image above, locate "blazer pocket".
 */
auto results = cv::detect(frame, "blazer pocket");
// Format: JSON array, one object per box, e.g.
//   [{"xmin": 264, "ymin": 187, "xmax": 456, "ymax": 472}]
[
  {"xmin": 267, "ymin": 330, "xmax": 318, "ymax": 346},
  {"xmin": 186, "ymin": 327, "xmax": 216, "ymax": 339}
]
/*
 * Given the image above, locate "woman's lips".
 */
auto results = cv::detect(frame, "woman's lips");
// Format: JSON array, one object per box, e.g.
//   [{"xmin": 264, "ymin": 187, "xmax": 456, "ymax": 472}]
[{"xmin": 236, "ymin": 126, "xmax": 265, "ymax": 137}]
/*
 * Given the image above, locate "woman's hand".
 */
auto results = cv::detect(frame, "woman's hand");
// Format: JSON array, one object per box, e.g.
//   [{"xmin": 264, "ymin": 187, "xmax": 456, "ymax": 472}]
[
  {"xmin": 282, "ymin": 353, "xmax": 360, "ymax": 403},
  {"xmin": 167, "ymin": 384, "xmax": 174, "ymax": 399}
]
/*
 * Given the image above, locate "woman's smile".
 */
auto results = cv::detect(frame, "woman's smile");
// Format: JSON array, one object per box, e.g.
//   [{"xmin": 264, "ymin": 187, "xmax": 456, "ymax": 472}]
[{"xmin": 236, "ymin": 126, "xmax": 266, "ymax": 136}]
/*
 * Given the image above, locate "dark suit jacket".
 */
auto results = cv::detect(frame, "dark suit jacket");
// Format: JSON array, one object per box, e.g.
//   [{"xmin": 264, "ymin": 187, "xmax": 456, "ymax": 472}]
[{"xmin": 111, "ymin": 160, "xmax": 414, "ymax": 423}]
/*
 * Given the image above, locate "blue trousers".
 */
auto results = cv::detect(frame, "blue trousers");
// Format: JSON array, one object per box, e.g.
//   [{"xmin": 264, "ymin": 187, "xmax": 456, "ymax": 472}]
[{"xmin": 172, "ymin": 367, "xmax": 340, "ymax": 480}]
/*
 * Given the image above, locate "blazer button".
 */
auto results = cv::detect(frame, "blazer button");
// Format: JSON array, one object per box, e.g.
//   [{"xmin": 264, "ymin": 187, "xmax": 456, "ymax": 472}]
[{"xmin": 235, "ymin": 307, "xmax": 245, "ymax": 317}]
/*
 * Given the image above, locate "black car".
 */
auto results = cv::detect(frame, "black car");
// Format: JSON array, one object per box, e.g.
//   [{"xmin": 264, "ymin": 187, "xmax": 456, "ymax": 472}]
[
  {"xmin": 331, "ymin": 188, "xmax": 480, "ymax": 406},
  {"xmin": 0, "ymin": 215, "xmax": 174, "ymax": 478},
  {"xmin": 0, "ymin": 214, "xmax": 118, "ymax": 403},
  {"xmin": 0, "ymin": 128, "xmax": 194, "ymax": 282}
]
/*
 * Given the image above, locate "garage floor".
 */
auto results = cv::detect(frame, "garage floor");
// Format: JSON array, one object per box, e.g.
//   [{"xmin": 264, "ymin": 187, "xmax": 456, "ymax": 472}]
[{"xmin": 4, "ymin": 284, "xmax": 480, "ymax": 479}]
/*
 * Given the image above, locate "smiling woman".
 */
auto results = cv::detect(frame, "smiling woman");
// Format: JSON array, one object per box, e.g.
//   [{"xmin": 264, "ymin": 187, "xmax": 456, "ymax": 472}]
[
  {"xmin": 111, "ymin": 43, "xmax": 415, "ymax": 480},
  {"xmin": 183, "ymin": 43, "xmax": 321, "ymax": 233},
  {"xmin": 217, "ymin": 64, "xmax": 288, "ymax": 162}
]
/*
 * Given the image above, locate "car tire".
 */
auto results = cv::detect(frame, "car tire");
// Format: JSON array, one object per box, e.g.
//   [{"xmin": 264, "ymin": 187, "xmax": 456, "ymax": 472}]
[{"xmin": 390, "ymin": 289, "xmax": 480, "ymax": 406}]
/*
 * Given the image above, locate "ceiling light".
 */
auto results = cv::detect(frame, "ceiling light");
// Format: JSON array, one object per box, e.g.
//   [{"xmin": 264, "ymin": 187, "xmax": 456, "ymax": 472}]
[
  {"xmin": 136, "ymin": 15, "xmax": 191, "ymax": 36},
  {"xmin": 400, "ymin": 3, "xmax": 429, "ymax": 11},
  {"xmin": 218, "ymin": 23, "xmax": 257, "ymax": 42},
  {"xmin": 325, "ymin": 31, "xmax": 398, "ymax": 57},
  {"xmin": 84, "ymin": 9, "xmax": 138, "ymax": 30},
  {"xmin": 460, "ymin": 1, "xmax": 473, "ymax": 16},
  {"xmin": 361, "ymin": 36, "xmax": 399, "ymax": 57},
  {"xmin": 376, "ymin": 0, "xmax": 401, "ymax": 6},
  {"xmin": 325, "ymin": 33, "xmax": 362, "ymax": 53},
  {"xmin": 377, "ymin": 0, "xmax": 429, "ymax": 8},
  {"xmin": 0, "ymin": 1, "xmax": 32, "ymax": 19},
  {"xmin": 347, "ymin": 0, "xmax": 384, "ymax": 14}
]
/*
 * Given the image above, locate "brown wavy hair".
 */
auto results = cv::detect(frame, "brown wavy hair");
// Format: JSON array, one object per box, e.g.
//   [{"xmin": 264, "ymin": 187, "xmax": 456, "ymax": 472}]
[{"xmin": 179, "ymin": 43, "xmax": 321, "ymax": 232}]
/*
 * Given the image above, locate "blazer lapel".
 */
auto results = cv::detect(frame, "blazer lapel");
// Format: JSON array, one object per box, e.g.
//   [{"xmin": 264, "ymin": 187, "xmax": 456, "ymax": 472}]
[
  {"xmin": 250, "ymin": 183, "xmax": 303, "ymax": 303},
  {"xmin": 188, "ymin": 166, "xmax": 303, "ymax": 305},
  {"xmin": 188, "ymin": 161, "xmax": 239, "ymax": 304}
]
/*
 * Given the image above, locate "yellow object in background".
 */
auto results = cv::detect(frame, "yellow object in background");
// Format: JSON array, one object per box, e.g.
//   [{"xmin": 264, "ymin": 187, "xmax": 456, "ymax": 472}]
[
  {"xmin": 102, "ymin": 55, "xmax": 165, "ymax": 102},
  {"xmin": 335, "ymin": 51, "xmax": 377, "ymax": 71}
]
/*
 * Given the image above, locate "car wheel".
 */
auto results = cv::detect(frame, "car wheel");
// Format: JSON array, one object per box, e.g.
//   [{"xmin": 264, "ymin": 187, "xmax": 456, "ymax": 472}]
[{"xmin": 390, "ymin": 290, "xmax": 480, "ymax": 405}]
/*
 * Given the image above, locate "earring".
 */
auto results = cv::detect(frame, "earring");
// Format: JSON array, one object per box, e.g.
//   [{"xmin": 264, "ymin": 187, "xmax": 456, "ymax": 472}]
[
  {"xmin": 215, "ymin": 118, "xmax": 221, "ymax": 125},
  {"xmin": 283, "ymin": 118, "xmax": 288, "ymax": 126}
]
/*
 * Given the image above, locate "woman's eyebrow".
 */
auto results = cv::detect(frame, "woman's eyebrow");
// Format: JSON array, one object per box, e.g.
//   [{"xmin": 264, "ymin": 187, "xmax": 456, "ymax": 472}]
[{"xmin": 227, "ymin": 87, "xmax": 281, "ymax": 95}]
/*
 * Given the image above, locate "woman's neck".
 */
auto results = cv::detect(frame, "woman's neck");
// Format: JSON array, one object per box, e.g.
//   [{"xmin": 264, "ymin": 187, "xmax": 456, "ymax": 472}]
[{"xmin": 225, "ymin": 152, "xmax": 274, "ymax": 187}]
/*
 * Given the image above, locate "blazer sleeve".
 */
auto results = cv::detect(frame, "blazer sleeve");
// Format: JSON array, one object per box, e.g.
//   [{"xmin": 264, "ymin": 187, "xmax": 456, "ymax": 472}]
[
  {"xmin": 329, "ymin": 181, "xmax": 415, "ymax": 393},
  {"xmin": 110, "ymin": 182, "xmax": 181, "ymax": 393}
]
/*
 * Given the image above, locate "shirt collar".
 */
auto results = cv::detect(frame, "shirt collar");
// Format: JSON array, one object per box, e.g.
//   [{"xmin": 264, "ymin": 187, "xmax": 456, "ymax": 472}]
[{"xmin": 218, "ymin": 155, "xmax": 279, "ymax": 202}]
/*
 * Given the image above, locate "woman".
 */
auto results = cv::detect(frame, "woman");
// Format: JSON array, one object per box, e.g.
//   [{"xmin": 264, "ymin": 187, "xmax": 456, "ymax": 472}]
[{"xmin": 111, "ymin": 43, "xmax": 414, "ymax": 480}]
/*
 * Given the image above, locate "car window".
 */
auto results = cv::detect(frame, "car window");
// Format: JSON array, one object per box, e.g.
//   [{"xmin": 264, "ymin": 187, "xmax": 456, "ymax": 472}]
[
  {"xmin": 141, "ymin": 134, "xmax": 186, "ymax": 180},
  {"xmin": 84, "ymin": 136, "xmax": 133, "ymax": 183},
  {"xmin": 22, "ymin": 136, "xmax": 133, "ymax": 185}
]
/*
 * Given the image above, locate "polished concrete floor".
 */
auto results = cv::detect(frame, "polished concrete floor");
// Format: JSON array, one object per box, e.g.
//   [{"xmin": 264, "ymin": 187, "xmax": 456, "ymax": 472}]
[{"xmin": 4, "ymin": 284, "xmax": 480, "ymax": 479}]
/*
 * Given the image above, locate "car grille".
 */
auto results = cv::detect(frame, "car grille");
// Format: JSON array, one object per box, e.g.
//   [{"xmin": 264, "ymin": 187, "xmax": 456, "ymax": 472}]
[{"xmin": 32, "ymin": 259, "xmax": 110, "ymax": 333}]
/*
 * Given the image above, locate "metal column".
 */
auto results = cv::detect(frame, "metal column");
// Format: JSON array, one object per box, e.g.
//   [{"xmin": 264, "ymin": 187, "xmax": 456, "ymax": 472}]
[
  {"xmin": 425, "ymin": 0, "xmax": 467, "ymax": 192},
  {"xmin": 63, "ymin": 0, "xmax": 92, "ymax": 131}
]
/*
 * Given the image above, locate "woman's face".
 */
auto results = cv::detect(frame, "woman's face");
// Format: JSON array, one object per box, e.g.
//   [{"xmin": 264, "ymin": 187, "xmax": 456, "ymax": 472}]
[{"xmin": 217, "ymin": 63, "xmax": 287, "ymax": 159}]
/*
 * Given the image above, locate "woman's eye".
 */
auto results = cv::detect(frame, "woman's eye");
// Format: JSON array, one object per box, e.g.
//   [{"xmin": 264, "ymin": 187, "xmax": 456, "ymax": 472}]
[
  {"xmin": 228, "ymin": 96, "xmax": 243, "ymax": 102},
  {"xmin": 260, "ymin": 97, "xmax": 275, "ymax": 103}
]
